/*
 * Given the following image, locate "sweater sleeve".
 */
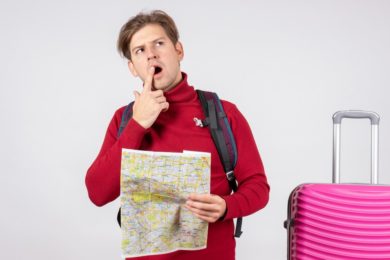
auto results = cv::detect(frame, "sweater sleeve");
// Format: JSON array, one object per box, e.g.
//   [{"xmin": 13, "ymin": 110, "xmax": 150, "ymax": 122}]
[
  {"xmin": 221, "ymin": 104, "xmax": 270, "ymax": 220},
  {"xmin": 85, "ymin": 107, "xmax": 148, "ymax": 206}
]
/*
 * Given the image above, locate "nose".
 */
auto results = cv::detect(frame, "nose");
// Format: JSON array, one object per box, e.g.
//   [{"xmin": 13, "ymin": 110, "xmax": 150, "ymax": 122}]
[{"xmin": 146, "ymin": 47, "xmax": 158, "ymax": 61}]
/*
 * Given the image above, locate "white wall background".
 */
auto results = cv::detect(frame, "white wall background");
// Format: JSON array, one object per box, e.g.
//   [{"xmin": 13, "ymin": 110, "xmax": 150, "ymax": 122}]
[{"xmin": 1, "ymin": 0, "xmax": 390, "ymax": 259}]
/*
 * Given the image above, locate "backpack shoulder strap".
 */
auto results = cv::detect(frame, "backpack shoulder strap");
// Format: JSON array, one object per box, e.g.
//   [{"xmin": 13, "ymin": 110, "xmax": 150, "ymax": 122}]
[
  {"xmin": 196, "ymin": 90, "xmax": 242, "ymax": 237},
  {"xmin": 196, "ymin": 90, "xmax": 238, "ymax": 171},
  {"xmin": 117, "ymin": 101, "xmax": 135, "ymax": 138},
  {"xmin": 116, "ymin": 101, "xmax": 134, "ymax": 227}
]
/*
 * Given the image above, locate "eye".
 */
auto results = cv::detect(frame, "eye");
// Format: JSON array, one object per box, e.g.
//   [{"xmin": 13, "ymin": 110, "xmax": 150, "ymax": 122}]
[
  {"xmin": 135, "ymin": 48, "xmax": 144, "ymax": 55},
  {"xmin": 156, "ymin": 41, "xmax": 164, "ymax": 47}
]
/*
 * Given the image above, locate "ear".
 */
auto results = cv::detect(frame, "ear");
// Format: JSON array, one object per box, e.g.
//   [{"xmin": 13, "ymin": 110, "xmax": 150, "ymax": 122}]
[
  {"xmin": 175, "ymin": 41, "xmax": 184, "ymax": 61},
  {"xmin": 127, "ymin": 61, "xmax": 138, "ymax": 77}
]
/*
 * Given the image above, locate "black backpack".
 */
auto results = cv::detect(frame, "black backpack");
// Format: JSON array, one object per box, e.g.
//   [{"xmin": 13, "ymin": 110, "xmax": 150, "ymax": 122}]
[{"xmin": 116, "ymin": 90, "xmax": 242, "ymax": 237}]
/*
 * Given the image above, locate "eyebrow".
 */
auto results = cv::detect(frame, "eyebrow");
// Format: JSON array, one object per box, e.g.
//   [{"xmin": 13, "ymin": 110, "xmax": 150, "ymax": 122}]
[{"xmin": 131, "ymin": 37, "xmax": 167, "ymax": 53}]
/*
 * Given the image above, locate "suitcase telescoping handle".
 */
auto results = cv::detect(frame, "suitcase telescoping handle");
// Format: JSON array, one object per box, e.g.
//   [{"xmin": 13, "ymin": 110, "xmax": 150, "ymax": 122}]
[{"xmin": 332, "ymin": 110, "xmax": 380, "ymax": 184}]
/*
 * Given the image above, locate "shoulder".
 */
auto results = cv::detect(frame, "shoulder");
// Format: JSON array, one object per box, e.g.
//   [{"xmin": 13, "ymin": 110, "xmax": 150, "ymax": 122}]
[
  {"xmin": 220, "ymin": 99, "xmax": 240, "ymax": 116},
  {"xmin": 114, "ymin": 105, "xmax": 128, "ymax": 116},
  {"xmin": 197, "ymin": 90, "xmax": 242, "ymax": 117},
  {"xmin": 107, "ymin": 105, "xmax": 130, "ymax": 130},
  {"xmin": 196, "ymin": 90, "xmax": 245, "ymax": 119},
  {"xmin": 219, "ymin": 98, "xmax": 251, "ymax": 127},
  {"xmin": 113, "ymin": 105, "xmax": 128, "ymax": 119},
  {"xmin": 220, "ymin": 99, "xmax": 236, "ymax": 110}
]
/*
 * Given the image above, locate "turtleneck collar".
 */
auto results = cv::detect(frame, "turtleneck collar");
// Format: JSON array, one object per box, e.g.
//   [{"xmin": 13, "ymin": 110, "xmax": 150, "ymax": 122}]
[{"xmin": 163, "ymin": 72, "xmax": 198, "ymax": 103}]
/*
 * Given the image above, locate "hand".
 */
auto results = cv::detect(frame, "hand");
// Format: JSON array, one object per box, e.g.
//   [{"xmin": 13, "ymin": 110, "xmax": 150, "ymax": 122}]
[
  {"xmin": 184, "ymin": 193, "xmax": 227, "ymax": 223},
  {"xmin": 132, "ymin": 66, "xmax": 169, "ymax": 129}
]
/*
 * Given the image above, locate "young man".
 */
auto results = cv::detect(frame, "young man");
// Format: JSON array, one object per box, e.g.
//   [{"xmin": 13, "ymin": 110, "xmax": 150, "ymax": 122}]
[{"xmin": 86, "ymin": 10, "xmax": 269, "ymax": 260}]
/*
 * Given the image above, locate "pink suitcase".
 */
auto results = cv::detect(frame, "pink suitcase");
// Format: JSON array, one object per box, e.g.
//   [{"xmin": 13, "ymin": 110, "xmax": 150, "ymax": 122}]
[{"xmin": 285, "ymin": 111, "xmax": 390, "ymax": 260}]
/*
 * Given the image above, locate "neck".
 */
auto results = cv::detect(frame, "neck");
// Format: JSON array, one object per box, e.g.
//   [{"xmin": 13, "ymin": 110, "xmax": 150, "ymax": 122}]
[{"xmin": 163, "ymin": 72, "xmax": 183, "ymax": 92}]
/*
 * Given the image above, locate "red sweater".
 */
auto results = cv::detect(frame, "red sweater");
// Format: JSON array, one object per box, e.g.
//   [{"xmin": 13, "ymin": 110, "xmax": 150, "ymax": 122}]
[{"xmin": 85, "ymin": 73, "xmax": 269, "ymax": 260}]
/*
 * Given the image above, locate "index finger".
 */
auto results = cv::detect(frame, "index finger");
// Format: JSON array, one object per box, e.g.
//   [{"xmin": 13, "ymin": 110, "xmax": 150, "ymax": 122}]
[{"xmin": 143, "ymin": 66, "xmax": 155, "ymax": 92}]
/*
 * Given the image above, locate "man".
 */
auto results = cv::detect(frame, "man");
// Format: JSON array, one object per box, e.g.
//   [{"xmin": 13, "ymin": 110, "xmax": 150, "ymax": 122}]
[{"xmin": 86, "ymin": 10, "xmax": 269, "ymax": 260}]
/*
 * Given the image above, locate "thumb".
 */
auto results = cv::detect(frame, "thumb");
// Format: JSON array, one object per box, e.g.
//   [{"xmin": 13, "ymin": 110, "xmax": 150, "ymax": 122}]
[{"xmin": 162, "ymin": 102, "xmax": 169, "ymax": 112}]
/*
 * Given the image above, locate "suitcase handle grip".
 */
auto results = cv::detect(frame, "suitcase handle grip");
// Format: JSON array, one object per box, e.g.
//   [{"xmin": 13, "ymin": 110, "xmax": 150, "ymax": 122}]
[
  {"xmin": 333, "ymin": 110, "xmax": 380, "ymax": 125},
  {"xmin": 332, "ymin": 110, "xmax": 380, "ymax": 184}
]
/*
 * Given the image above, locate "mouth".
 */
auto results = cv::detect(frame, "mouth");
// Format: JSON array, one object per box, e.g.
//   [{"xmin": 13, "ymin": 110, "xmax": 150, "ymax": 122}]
[{"xmin": 154, "ymin": 66, "xmax": 163, "ymax": 75}]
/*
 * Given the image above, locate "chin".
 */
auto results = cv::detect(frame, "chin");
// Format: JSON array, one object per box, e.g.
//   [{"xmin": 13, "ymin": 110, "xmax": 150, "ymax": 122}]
[{"xmin": 154, "ymin": 81, "xmax": 171, "ymax": 91}]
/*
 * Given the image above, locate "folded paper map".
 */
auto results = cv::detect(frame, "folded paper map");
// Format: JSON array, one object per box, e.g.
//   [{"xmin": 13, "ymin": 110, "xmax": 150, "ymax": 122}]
[{"xmin": 120, "ymin": 149, "xmax": 211, "ymax": 258}]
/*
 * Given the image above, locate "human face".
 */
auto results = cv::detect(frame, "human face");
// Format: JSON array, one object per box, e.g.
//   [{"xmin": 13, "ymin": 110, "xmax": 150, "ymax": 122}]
[{"xmin": 128, "ymin": 24, "xmax": 184, "ymax": 92}]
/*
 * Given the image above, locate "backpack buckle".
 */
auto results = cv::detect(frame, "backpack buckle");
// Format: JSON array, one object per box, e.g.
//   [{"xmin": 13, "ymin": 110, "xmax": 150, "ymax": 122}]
[{"xmin": 226, "ymin": 170, "xmax": 235, "ymax": 181}]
